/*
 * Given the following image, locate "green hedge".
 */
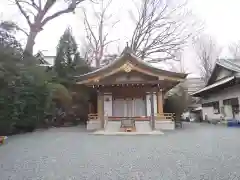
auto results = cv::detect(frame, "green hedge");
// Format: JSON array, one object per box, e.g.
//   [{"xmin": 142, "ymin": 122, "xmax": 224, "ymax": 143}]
[{"xmin": 0, "ymin": 73, "xmax": 51, "ymax": 135}]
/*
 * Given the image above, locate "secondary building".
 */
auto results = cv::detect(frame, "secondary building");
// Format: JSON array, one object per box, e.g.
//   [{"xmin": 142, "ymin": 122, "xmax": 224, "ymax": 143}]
[{"xmin": 192, "ymin": 59, "xmax": 240, "ymax": 122}]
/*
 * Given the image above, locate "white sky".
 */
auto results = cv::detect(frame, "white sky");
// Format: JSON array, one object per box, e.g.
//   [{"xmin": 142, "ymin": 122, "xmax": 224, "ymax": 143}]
[{"xmin": 1, "ymin": 0, "xmax": 240, "ymax": 77}]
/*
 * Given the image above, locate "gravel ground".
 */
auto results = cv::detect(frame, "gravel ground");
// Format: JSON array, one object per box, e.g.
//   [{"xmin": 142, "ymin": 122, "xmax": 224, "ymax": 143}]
[{"xmin": 1, "ymin": 123, "xmax": 240, "ymax": 180}]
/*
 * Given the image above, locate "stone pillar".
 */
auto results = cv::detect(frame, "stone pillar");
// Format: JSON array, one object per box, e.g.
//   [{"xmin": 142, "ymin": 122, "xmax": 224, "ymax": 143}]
[
  {"xmin": 97, "ymin": 91, "xmax": 104, "ymax": 128},
  {"xmin": 150, "ymin": 91, "xmax": 155, "ymax": 130},
  {"xmin": 157, "ymin": 90, "xmax": 163, "ymax": 114}
]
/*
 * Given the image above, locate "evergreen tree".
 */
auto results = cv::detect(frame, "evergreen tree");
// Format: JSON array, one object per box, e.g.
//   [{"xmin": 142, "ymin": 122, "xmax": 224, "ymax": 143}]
[{"xmin": 54, "ymin": 28, "xmax": 90, "ymax": 82}]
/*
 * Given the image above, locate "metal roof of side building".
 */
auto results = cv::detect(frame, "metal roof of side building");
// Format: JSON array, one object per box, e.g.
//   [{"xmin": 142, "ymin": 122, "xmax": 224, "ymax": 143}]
[{"xmin": 192, "ymin": 58, "xmax": 240, "ymax": 96}]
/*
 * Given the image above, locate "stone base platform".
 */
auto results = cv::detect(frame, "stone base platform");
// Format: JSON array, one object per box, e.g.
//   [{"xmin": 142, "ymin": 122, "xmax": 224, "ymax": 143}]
[
  {"xmin": 91, "ymin": 130, "xmax": 164, "ymax": 135},
  {"xmin": 155, "ymin": 121, "xmax": 175, "ymax": 130},
  {"xmin": 87, "ymin": 121, "xmax": 101, "ymax": 130}
]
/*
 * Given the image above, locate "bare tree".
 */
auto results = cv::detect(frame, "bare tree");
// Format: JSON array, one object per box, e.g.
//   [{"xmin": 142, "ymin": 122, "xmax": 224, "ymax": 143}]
[
  {"xmin": 0, "ymin": 21, "xmax": 28, "ymax": 36},
  {"xmin": 229, "ymin": 41, "xmax": 240, "ymax": 59},
  {"xmin": 9, "ymin": 0, "xmax": 86, "ymax": 56},
  {"xmin": 130, "ymin": 0, "xmax": 199, "ymax": 63},
  {"xmin": 82, "ymin": 0, "xmax": 119, "ymax": 68},
  {"xmin": 162, "ymin": 50, "xmax": 185, "ymax": 74},
  {"xmin": 193, "ymin": 35, "xmax": 221, "ymax": 83}
]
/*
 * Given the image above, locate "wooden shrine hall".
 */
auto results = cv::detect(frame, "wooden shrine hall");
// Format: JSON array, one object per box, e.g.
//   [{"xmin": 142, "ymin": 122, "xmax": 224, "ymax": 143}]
[{"xmin": 76, "ymin": 47, "xmax": 187, "ymax": 131}]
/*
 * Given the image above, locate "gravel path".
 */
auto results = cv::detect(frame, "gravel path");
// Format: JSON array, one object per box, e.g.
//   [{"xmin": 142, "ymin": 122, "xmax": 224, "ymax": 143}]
[{"xmin": 1, "ymin": 123, "xmax": 240, "ymax": 180}]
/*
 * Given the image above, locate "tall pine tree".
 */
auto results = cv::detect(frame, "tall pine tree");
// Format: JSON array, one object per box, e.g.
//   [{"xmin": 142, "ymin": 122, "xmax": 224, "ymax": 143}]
[{"xmin": 54, "ymin": 28, "xmax": 90, "ymax": 83}]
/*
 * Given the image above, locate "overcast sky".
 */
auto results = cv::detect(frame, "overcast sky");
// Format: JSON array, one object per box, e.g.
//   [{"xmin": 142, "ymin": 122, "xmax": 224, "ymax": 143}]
[{"xmin": 1, "ymin": 0, "xmax": 240, "ymax": 77}]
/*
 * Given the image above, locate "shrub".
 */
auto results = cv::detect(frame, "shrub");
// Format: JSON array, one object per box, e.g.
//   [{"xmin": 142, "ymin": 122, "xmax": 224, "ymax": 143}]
[
  {"xmin": 164, "ymin": 85, "xmax": 192, "ymax": 121},
  {"xmin": 0, "ymin": 71, "xmax": 51, "ymax": 135}
]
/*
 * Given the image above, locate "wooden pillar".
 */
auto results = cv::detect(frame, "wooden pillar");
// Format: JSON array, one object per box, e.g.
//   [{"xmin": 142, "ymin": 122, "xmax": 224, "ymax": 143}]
[
  {"xmin": 88, "ymin": 102, "xmax": 91, "ymax": 114},
  {"xmin": 97, "ymin": 91, "xmax": 104, "ymax": 128},
  {"xmin": 144, "ymin": 94, "xmax": 148, "ymax": 116},
  {"xmin": 157, "ymin": 90, "xmax": 163, "ymax": 114},
  {"xmin": 150, "ymin": 91, "xmax": 155, "ymax": 130},
  {"xmin": 97, "ymin": 92, "xmax": 101, "ymax": 118}
]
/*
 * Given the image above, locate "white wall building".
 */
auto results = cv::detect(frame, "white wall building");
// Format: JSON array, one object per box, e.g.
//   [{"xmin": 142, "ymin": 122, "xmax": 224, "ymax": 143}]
[{"xmin": 192, "ymin": 59, "xmax": 240, "ymax": 121}]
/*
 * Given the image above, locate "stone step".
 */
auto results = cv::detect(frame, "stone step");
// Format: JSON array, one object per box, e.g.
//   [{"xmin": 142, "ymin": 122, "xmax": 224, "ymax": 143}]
[
  {"xmin": 104, "ymin": 121, "xmax": 121, "ymax": 132},
  {"xmin": 135, "ymin": 121, "xmax": 152, "ymax": 132}
]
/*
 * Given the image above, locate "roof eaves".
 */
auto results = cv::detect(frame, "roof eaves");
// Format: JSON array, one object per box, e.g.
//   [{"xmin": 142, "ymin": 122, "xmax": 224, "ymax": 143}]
[
  {"xmin": 75, "ymin": 54, "xmax": 123, "ymax": 78},
  {"xmin": 129, "ymin": 53, "xmax": 187, "ymax": 78},
  {"xmin": 206, "ymin": 59, "xmax": 240, "ymax": 85},
  {"xmin": 217, "ymin": 59, "xmax": 240, "ymax": 72},
  {"xmin": 191, "ymin": 76, "xmax": 235, "ymax": 96},
  {"xmin": 75, "ymin": 51, "xmax": 187, "ymax": 80}
]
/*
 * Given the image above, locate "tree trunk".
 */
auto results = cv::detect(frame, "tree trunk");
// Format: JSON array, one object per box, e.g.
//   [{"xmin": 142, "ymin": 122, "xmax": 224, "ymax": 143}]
[
  {"xmin": 95, "ymin": 51, "xmax": 100, "ymax": 68},
  {"xmin": 96, "ymin": 58, "xmax": 100, "ymax": 68},
  {"xmin": 24, "ymin": 30, "xmax": 38, "ymax": 56}
]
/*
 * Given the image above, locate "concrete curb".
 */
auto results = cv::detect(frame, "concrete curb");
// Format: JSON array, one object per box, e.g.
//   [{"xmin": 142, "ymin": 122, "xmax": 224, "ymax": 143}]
[{"xmin": 91, "ymin": 131, "xmax": 164, "ymax": 135}]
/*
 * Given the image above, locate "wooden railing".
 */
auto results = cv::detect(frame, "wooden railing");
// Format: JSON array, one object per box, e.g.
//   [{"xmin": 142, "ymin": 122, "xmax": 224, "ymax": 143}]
[
  {"xmin": 88, "ymin": 113, "xmax": 108, "ymax": 128},
  {"xmin": 155, "ymin": 113, "xmax": 175, "ymax": 121},
  {"xmin": 88, "ymin": 113, "xmax": 175, "ymax": 121},
  {"xmin": 108, "ymin": 116, "xmax": 150, "ymax": 121},
  {"xmin": 88, "ymin": 113, "xmax": 99, "ymax": 121}
]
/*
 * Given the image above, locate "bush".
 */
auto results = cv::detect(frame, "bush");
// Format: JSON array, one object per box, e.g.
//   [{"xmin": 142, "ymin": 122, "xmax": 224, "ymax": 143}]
[
  {"xmin": 0, "ymin": 26, "xmax": 92, "ymax": 135},
  {"xmin": 0, "ymin": 71, "xmax": 52, "ymax": 135},
  {"xmin": 48, "ymin": 82, "xmax": 72, "ymax": 108},
  {"xmin": 13, "ymin": 121, "xmax": 36, "ymax": 133},
  {"xmin": 0, "ymin": 27, "xmax": 57, "ymax": 135},
  {"xmin": 164, "ymin": 85, "xmax": 192, "ymax": 121}
]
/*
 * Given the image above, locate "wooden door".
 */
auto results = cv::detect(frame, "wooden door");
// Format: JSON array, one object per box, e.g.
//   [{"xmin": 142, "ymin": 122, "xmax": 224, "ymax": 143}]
[
  {"xmin": 134, "ymin": 98, "xmax": 145, "ymax": 116},
  {"xmin": 126, "ymin": 98, "xmax": 134, "ymax": 117},
  {"xmin": 113, "ymin": 99, "xmax": 125, "ymax": 117}
]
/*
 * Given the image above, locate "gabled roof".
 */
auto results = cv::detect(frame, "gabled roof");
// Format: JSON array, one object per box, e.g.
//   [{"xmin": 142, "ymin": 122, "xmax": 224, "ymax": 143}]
[
  {"xmin": 76, "ymin": 47, "xmax": 187, "ymax": 84},
  {"xmin": 191, "ymin": 76, "xmax": 235, "ymax": 96},
  {"xmin": 192, "ymin": 59, "xmax": 240, "ymax": 96},
  {"xmin": 207, "ymin": 59, "xmax": 240, "ymax": 85},
  {"xmin": 216, "ymin": 59, "xmax": 240, "ymax": 72}
]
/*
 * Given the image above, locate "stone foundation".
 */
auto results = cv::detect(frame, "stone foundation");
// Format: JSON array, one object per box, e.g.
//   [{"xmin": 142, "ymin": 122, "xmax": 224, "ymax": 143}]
[
  {"xmin": 87, "ymin": 120, "xmax": 175, "ymax": 131},
  {"xmin": 87, "ymin": 121, "xmax": 101, "ymax": 130},
  {"xmin": 155, "ymin": 121, "xmax": 175, "ymax": 130}
]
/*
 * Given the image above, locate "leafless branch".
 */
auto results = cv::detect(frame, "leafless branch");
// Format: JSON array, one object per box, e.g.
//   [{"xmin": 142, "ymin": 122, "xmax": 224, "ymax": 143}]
[
  {"xmin": 193, "ymin": 35, "xmax": 221, "ymax": 83},
  {"xmin": 229, "ymin": 41, "xmax": 240, "ymax": 59},
  {"xmin": 0, "ymin": 21, "xmax": 29, "ymax": 36},
  {"xmin": 15, "ymin": 25, "xmax": 29, "ymax": 36},
  {"xmin": 41, "ymin": 4, "xmax": 80, "ymax": 27},
  {"xmin": 130, "ymin": 0, "xmax": 201, "ymax": 62},
  {"xmin": 14, "ymin": 0, "xmax": 32, "ymax": 26},
  {"xmin": 82, "ymin": 0, "xmax": 119, "ymax": 67},
  {"xmin": 19, "ymin": 0, "xmax": 40, "ymax": 10},
  {"xmin": 38, "ymin": 0, "xmax": 42, "ymax": 10},
  {"xmin": 11, "ymin": 0, "xmax": 86, "ymax": 55}
]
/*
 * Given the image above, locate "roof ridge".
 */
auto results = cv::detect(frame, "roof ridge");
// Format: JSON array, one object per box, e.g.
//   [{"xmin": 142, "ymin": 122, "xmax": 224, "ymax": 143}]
[
  {"xmin": 226, "ymin": 59, "xmax": 240, "ymax": 69},
  {"xmin": 218, "ymin": 58, "xmax": 240, "ymax": 65},
  {"xmin": 216, "ymin": 58, "xmax": 240, "ymax": 72}
]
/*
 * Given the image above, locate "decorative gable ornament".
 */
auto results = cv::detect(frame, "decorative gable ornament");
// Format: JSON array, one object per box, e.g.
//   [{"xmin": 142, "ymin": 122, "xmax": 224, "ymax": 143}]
[
  {"xmin": 121, "ymin": 62, "xmax": 133, "ymax": 73},
  {"xmin": 93, "ymin": 78, "xmax": 99, "ymax": 82}
]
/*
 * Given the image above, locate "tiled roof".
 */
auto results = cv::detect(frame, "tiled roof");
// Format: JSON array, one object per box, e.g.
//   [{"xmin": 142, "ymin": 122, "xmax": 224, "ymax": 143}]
[
  {"xmin": 216, "ymin": 59, "xmax": 240, "ymax": 73},
  {"xmin": 191, "ymin": 59, "xmax": 240, "ymax": 96},
  {"xmin": 191, "ymin": 76, "xmax": 235, "ymax": 96},
  {"xmin": 76, "ymin": 47, "xmax": 187, "ymax": 80}
]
